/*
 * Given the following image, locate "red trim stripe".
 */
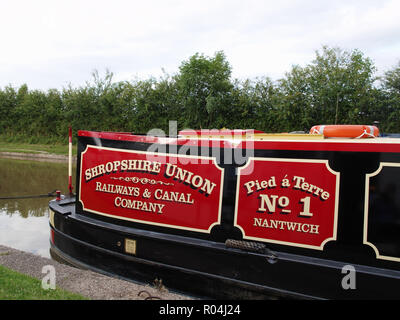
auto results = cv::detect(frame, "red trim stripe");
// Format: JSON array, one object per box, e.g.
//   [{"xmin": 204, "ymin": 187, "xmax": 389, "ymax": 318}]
[{"xmin": 78, "ymin": 130, "xmax": 400, "ymax": 153}]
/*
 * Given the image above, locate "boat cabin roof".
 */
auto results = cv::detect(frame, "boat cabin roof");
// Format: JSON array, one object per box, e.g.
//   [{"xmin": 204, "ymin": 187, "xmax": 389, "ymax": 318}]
[{"xmin": 78, "ymin": 129, "xmax": 400, "ymax": 154}]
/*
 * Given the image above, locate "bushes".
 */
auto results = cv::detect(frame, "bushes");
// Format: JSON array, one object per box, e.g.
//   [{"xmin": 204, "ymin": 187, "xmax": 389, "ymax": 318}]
[{"xmin": 0, "ymin": 47, "xmax": 399, "ymax": 144}]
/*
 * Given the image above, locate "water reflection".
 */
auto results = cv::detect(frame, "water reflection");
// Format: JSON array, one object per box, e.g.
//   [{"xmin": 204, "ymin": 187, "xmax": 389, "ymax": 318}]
[
  {"xmin": 0, "ymin": 212, "xmax": 50, "ymax": 258},
  {"xmin": 0, "ymin": 157, "xmax": 76, "ymax": 258}
]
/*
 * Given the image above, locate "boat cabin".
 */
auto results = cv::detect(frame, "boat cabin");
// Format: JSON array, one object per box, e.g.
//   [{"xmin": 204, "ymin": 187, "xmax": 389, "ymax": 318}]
[{"xmin": 49, "ymin": 127, "xmax": 400, "ymax": 299}]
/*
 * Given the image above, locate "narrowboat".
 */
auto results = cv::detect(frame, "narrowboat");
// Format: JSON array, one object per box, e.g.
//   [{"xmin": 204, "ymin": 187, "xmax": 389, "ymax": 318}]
[{"xmin": 49, "ymin": 125, "xmax": 400, "ymax": 299}]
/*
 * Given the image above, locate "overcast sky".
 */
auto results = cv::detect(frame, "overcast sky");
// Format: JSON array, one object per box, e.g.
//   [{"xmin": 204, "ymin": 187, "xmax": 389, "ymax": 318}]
[{"xmin": 0, "ymin": 0, "xmax": 399, "ymax": 90}]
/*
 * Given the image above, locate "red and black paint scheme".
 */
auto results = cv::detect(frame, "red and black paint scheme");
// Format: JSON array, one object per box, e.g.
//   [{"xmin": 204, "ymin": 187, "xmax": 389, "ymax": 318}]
[{"xmin": 49, "ymin": 129, "xmax": 400, "ymax": 299}]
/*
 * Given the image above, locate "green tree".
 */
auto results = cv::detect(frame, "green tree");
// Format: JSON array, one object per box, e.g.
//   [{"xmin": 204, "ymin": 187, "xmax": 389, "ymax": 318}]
[
  {"xmin": 278, "ymin": 65, "xmax": 313, "ymax": 131},
  {"xmin": 383, "ymin": 61, "xmax": 400, "ymax": 94},
  {"xmin": 278, "ymin": 46, "xmax": 377, "ymax": 130},
  {"xmin": 175, "ymin": 51, "xmax": 233, "ymax": 129},
  {"xmin": 380, "ymin": 61, "xmax": 400, "ymax": 132},
  {"xmin": 1, "ymin": 47, "xmax": 399, "ymax": 142},
  {"xmin": 230, "ymin": 77, "xmax": 281, "ymax": 132},
  {"xmin": 0, "ymin": 85, "xmax": 17, "ymax": 133}
]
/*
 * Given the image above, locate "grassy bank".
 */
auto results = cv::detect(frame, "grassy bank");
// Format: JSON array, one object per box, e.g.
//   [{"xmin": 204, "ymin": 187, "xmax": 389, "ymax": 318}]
[
  {"xmin": 0, "ymin": 140, "xmax": 77, "ymax": 156},
  {"xmin": 0, "ymin": 265, "xmax": 87, "ymax": 300}
]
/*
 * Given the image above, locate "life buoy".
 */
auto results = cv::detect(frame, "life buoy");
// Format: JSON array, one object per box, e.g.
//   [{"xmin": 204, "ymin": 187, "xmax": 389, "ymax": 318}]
[{"xmin": 309, "ymin": 125, "xmax": 379, "ymax": 138}]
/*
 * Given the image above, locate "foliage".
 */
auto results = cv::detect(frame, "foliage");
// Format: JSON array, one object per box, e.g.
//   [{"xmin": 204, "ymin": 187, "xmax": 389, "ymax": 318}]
[
  {"xmin": 278, "ymin": 46, "xmax": 378, "ymax": 130},
  {"xmin": 383, "ymin": 61, "xmax": 400, "ymax": 94},
  {"xmin": 378, "ymin": 61, "xmax": 400, "ymax": 133},
  {"xmin": 0, "ymin": 46, "xmax": 400, "ymax": 143},
  {"xmin": 175, "ymin": 51, "xmax": 234, "ymax": 129}
]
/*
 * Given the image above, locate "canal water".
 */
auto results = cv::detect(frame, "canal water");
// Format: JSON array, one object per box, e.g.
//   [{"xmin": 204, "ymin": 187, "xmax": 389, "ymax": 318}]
[{"xmin": 0, "ymin": 157, "xmax": 75, "ymax": 259}]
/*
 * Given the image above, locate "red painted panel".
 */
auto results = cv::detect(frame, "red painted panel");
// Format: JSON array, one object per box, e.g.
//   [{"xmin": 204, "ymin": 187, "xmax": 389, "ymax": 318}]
[
  {"xmin": 235, "ymin": 158, "xmax": 340, "ymax": 250},
  {"xmin": 79, "ymin": 145, "xmax": 224, "ymax": 233}
]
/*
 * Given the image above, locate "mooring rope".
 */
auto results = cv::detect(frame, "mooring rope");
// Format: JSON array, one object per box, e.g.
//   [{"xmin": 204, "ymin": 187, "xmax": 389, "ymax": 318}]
[
  {"xmin": 137, "ymin": 290, "xmax": 162, "ymax": 300},
  {"xmin": 0, "ymin": 190, "xmax": 58, "ymax": 200}
]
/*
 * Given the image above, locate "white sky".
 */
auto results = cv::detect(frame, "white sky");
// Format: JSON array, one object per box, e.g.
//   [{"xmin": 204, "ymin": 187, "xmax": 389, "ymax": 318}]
[{"xmin": 0, "ymin": 0, "xmax": 399, "ymax": 90}]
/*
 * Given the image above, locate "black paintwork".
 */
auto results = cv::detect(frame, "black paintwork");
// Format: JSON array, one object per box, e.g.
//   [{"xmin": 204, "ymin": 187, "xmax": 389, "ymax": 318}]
[{"xmin": 48, "ymin": 135, "xmax": 400, "ymax": 299}]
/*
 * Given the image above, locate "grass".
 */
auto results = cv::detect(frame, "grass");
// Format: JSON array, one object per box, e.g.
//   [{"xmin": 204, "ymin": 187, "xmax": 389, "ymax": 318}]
[
  {"xmin": 0, "ymin": 265, "xmax": 88, "ymax": 300},
  {"xmin": 0, "ymin": 141, "xmax": 77, "ymax": 156}
]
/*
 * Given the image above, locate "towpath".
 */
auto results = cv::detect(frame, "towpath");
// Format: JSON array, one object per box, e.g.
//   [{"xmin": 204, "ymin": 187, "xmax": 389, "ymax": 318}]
[
  {"xmin": 0, "ymin": 151, "xmax": 75, "ymax": 163},
  {"xmin": 0, "ymin": 244, "xmax": 192, "ymax": 300}
]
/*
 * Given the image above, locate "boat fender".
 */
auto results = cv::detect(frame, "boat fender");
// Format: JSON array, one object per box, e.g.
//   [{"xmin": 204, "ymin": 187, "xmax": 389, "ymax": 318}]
[{"xmin": 225, "ymin": 239, "xmax": 277, "ymax": 264}]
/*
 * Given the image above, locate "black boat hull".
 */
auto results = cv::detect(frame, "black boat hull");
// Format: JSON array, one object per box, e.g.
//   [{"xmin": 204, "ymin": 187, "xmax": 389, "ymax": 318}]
[{"xmin": 48, "ymin": 130, "xmax": 400, "ymax": 299}]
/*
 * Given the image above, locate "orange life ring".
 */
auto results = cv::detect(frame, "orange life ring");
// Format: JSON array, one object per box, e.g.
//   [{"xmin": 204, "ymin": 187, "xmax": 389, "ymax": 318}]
[{"xmin": 309, "ymin": 125, "xmax": 379, "ymax": 138}]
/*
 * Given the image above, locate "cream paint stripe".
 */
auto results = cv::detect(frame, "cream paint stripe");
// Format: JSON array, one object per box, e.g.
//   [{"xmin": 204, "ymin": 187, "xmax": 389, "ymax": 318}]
[{"xmin": 49, "ymin": 210, "xmax": 55, "ymax": 228}]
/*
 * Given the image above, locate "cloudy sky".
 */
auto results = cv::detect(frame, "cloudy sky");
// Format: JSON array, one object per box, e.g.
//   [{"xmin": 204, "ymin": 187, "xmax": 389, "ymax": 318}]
[{"xmin": 0, "ymin": 0, "xmax": 399, "ymax": 90}]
